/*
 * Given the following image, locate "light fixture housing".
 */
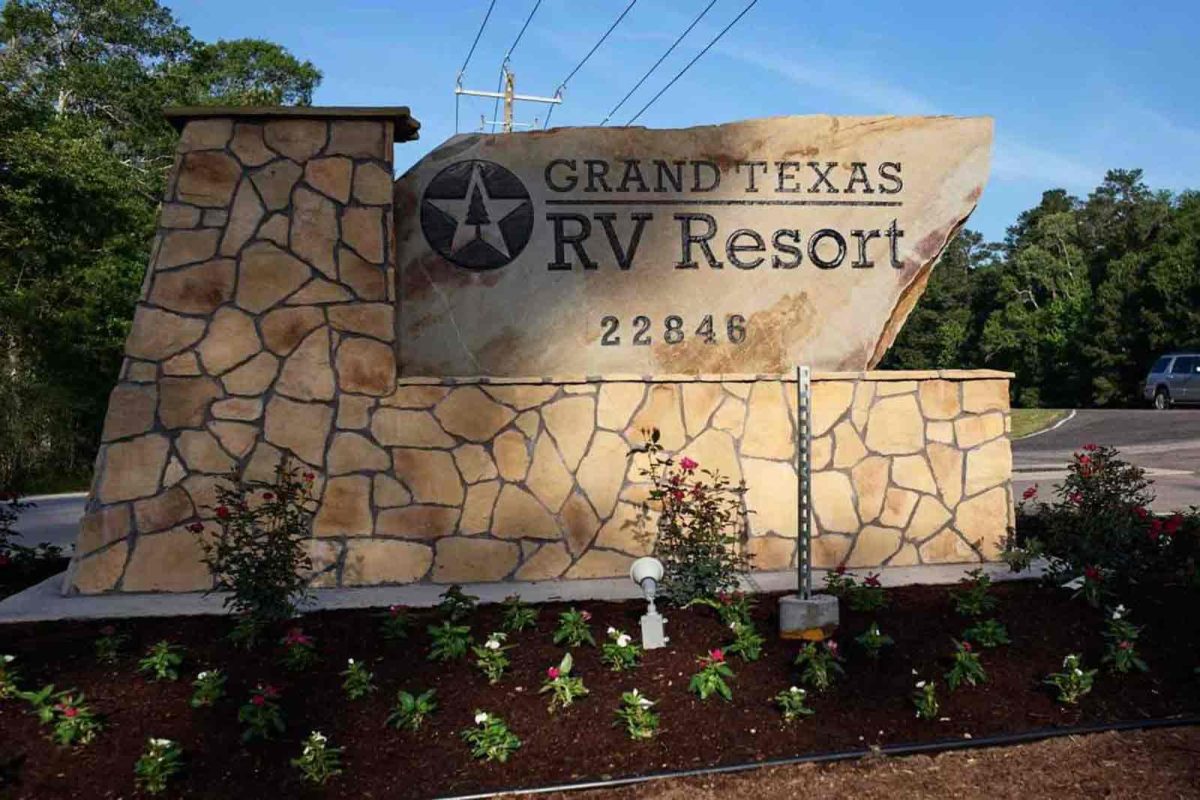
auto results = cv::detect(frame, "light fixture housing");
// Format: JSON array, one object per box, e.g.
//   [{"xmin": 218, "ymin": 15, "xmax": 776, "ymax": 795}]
[{"xmin": 629, "ymin": 556, "xmax": 668, "ymax": 649}]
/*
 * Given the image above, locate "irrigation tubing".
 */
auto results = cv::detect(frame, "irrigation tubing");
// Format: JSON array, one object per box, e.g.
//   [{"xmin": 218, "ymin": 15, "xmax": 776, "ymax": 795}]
[{"xmin": 437, "ymin": 714, "xmax": 1200, "ymax": 799}]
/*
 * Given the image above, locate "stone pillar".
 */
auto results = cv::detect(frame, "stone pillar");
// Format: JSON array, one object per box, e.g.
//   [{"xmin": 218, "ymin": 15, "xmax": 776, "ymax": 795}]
[{"xmin": 66, "ymin": 106, "xmax": 419, "ymax": 594}]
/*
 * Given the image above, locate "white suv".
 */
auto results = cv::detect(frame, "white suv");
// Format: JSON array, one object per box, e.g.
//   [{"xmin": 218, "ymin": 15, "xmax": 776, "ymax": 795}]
[{"xmin": 1144, "ymin": 353, "xmax": 1200, "ymax": 409}]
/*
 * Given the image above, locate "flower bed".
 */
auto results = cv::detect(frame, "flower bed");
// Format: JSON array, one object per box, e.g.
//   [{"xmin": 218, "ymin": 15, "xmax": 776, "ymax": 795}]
[{"xmin": 1, "ymin": 581, "xmax": 1198, "ymax": 798}]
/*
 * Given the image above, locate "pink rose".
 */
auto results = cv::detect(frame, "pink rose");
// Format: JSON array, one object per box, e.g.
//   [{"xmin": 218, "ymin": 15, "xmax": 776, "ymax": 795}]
[
  {"xmin": 547, "ymin": 666, "xmax": 560, "ymax": 680},
  {"xmin": 679, "ymin": 457, "xmax": 699, "ymax": 472},
  {"xmin": 709, "ymin": 648, "xmax": 724, "ymax": 662}
]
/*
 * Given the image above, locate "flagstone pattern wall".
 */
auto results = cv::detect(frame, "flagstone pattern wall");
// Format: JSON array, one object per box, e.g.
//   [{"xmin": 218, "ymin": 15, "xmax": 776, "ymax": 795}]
[{"xmin": 66, "ymin": 110, "xmax": 1015, "ymax": 594}]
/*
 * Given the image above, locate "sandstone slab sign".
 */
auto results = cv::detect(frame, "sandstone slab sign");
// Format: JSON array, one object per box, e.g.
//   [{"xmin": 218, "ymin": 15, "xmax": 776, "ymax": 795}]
[{"xmin": 395, "ymin": 116, "xmax": 992, "ymax": 376}]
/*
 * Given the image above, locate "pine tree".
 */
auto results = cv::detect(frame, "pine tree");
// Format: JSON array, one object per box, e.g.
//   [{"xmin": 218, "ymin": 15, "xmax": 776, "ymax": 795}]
[{"xmin": 465, "ymin": 185, "xmax": 490, "ymax": 232}]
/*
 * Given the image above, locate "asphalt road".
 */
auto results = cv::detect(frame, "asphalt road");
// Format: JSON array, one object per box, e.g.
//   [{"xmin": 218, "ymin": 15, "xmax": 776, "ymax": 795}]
[
  {"xmin": 1013, "ymin": 409, "xmax": 1200, "ymax": 511},
  {"xmin": 10, "ymin": 493, "xmax": 86, "ymax": 553},
  {"xmin": 7, "ymin": 410, "xmax": 1199, "ymax": 552}
]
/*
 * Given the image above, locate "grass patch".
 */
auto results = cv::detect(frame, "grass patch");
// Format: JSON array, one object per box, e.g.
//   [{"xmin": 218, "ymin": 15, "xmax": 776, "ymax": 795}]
[{"xmin": 1010, "ymin": 408, "xmax": 1069, "ymax": 439}]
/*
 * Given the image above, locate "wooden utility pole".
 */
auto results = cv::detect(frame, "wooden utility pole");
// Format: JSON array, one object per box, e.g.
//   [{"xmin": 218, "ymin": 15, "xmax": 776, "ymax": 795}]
[{"xmin": 456, "ymin": 67, "xmax": 561, "ymax": 133}]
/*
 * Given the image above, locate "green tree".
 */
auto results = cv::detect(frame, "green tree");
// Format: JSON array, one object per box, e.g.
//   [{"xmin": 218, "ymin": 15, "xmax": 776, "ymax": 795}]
[{"xmin": 0, "ymin": 0, "xmax": 321, "ymax": 492}]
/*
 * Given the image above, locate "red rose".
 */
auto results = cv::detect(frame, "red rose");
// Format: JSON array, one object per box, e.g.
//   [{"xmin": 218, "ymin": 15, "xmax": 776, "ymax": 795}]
[
  {"xmin": 251, "ymin": 695, "xmax": 265, "ymax": 706},
  {"xmin": 1078, "ymin": 455, "xmax": 1091, "ymax": 466},
  {"xmin": 1082, "ymin": 443, "xmax": 1098, "ymax": 452},
  {"xmin": 1118, "ymin": 640, "xmax": 1132, "ymax": 650},
  {"xmin": 864, "ymin": 573, "xmax": 881, "ymax": 588},
  {"xmin": 216, "ymin": 506, "xmax": 230, "ymax": 519},
  {"xmin": 186, "ymin": 522, "xmax": 204, "ymax": 534},
  {"xmin": 262, "ymin": 492, "xmax": 274, "ymax": 501},
  {"xmin": 1022, "ymin": 486, "xmax": 1038, "ymax": 501},
  {"xmin": 303, "ymin": 472, "xmax": 315, "ymax": 482},
  {"xmin": 961, "ymin": 641, "xmax": 972, "ymax": 652},
  {"xmin": 669, "ymin": 489, "xmax": 685, "ymax": 503},
  {"xmin": 63, "ymin": 707, "xmax": 78, "ymax": 718},
  {"xmin": 1165, "ymin": 514, "xmax": 1184, "ymax": 536},
  {"xmin": 546, "ymin": 666, "xmax": 560, "ymax": 680},
  {"xmin": 679, "ymin": 457, "xmax": 699, "ymax": 472},
  {"xmin": 834, "ymin": 564, "xmax": 847, "ymax": 575},
  {"xmin": 1132, "ymin": 506, "xmax": 1149, "ymax": 520},
  {"xmin": 1068, "ymin": 492, "xmax": 1083, "ymax": 505},
  {"xmin": 1083, "ymin": 565, "xmax": 1102, "ymax": 581},
  {"xmin": 709, "ymin": 648, "xmax": 724, "ymax": 662}
]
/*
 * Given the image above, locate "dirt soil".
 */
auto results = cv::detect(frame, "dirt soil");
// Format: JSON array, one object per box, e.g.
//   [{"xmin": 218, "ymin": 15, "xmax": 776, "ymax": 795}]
[
  {"xmin": 1, "ymin": 581, "xmax": 1198, "ymax": 799},
  {"xmin": 573, "ymin": 726, "xmax": 1200, "ymax": 800}
]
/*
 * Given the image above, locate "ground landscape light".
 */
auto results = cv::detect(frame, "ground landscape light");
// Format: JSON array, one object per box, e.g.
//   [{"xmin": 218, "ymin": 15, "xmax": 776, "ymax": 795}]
[{"xmin": 629, "ymin": 556, "xmax": 668, "ymax": 649}]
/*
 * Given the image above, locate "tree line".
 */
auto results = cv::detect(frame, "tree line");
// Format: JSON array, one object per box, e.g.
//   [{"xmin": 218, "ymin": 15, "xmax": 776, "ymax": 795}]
[
  {"xmin": 884, "ymin": 171, "xmax": 1200, "ymax": 409},
  {"xmin": 0, "ymin": 0, "xmax": 320, "ymax": 492}
]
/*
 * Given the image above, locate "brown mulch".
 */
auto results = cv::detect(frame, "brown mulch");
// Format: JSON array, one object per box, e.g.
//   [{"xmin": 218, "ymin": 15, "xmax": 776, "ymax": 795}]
[
  {"xmin": 571, "ymin": 726, "xmax": 1200, "ymax": 800},
  {"xmin": 1, "ymin": 581, "xmax": 1198, "ymax": 798}
]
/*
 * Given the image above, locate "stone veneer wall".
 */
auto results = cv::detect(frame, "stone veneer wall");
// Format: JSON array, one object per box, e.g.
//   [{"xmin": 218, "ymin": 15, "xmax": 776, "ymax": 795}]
[{"xmin": 66, "ymin": 109, "xmax": 1015, "ymax": 595}]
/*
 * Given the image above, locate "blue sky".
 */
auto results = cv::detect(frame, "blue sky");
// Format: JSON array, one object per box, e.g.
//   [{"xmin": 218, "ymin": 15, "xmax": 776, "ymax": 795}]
[{"xmin": 169, "ymin": 0, "xmax": 1200, "ymax": 241}]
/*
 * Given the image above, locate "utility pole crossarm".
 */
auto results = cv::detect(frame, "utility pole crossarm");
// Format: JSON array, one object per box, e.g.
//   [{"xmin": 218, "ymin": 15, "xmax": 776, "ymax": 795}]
[{"xmin": 456, "ymin": 69, "xmax": 559, "ymax": 133}]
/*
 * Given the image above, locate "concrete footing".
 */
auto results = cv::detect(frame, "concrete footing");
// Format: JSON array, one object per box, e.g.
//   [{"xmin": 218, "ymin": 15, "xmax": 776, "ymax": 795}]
[{"xmin": 778, "ymin": 593, "xmax": 840, "ymax": 640}]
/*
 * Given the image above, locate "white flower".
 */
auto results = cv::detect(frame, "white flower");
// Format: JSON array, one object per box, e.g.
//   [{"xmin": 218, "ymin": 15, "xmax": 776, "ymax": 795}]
[
  {"xmin": 911, "ymin": 668, "xmax": 919, "ymax": 676},
  {"xmin": 347, "ymin": 658, "xmax": 356, "ymax": 666},
  {"xmin": 1073, "ymin": 668, "xmax": 1083, "ymax": 676},
  {"xmin": 789, "ymin": 686, "xmax": 802, "ymax": 694},
  {"xmin": 915, "ymin": 680, "xmax": 926, "ymax": 689},
  {"xmin": 1062, "ymin": 655, "xmax": 1073, "ymax": 667},
  {"xmin": 1112, "ymin": 605, "xmax": 1127, "ymax": 620},
  {"xmin": 1, "ymin": 655, "xmax": 13, "ymax": 664},
  {"xmin": 729, "ymin": 621, "xmax": 738, "ymax": 631},
  {"xmin": 474, "ymin": 712, "xmax": 489, "ymax": 725},
  {"xmin": 616, "ymin": 634, "xmax": 631, "ymax": 648},
  {"xmin": 149, "ymin": 737, "xmax": 173, "ymax": 748},
  {"xmin": 485, "ymin": 638, "xmax": 501, "ymax": 650},
  {"xmin": 607, "ymin": 627, "xmax": 618, "ymax": 636},
  {"xmin": 196, "ymin": 671, "xmax": 209, "ymax": 680}
]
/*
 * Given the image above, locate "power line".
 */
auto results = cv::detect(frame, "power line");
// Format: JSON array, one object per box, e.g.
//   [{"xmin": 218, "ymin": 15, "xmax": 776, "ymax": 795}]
[
  {"xmin": 600, "ymin": 0, "xmax": 717, "ymax": 125},
  {"xmin": 625, "ymin": 0, "xmax": 757, "ymax": 127},
  {"xmin": 492, "ymin": 0, "xmax": 544, "ymax": 127},
  {"xmin": 455, "ymin": 0, "xmax": 498, "ymax": 133},
  {"xmin": 543, "ymin": 0, "xmax": 639, "ymax": 129}
]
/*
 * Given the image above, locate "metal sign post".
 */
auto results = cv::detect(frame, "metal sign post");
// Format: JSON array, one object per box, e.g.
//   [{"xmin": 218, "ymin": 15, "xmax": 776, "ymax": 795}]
[
  {"xmin": 796, "ymin": 365, "xmax": 813, "ymax": 600},
  {"xmin": 779, "ymin": 365, "xmax": 838, "ymax": 639}
]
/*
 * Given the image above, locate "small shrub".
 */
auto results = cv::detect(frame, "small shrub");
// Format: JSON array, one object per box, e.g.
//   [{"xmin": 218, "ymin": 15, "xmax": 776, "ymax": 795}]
[
  {"xmin": 951, "ymin": 568, "xmax": 998, "ymax": 616},
  {"xmin": 912, "ymin": 679, "xmax": 939, "ymax": 720},
  {"xmin": 822, "ymin": 564, "xmax": 857, "ymax": 598},
  {"xmin": 962, "ymin": 619, "xmax": 1010, "ymax": 648},
  {"xmin": 437, "ymin": 585, "xmax": 478, "ymax": 622},
  {"xmin": 472, "ymin": 632, "xmax": 512, "ymax": 684},
  {"xmin": 138, "ymin": 641, "xmax": 184, "ymax": 682},
  {"xmin": 600, "ymin": 628, "xmax": 641, "ymax": 671},
  {"xmin": 94, "ymin": 625, "xmax": 128, "ymax": 665},
  {"xmin": 387, "ymin": 689, "xmax": 437, "ymax": 732},
  {"xmin": 238, "ymin": 685, "xmax": 285, "ymax": 742},
  {"xmin": 1045, "ymin": 654, "xmax": 1096, "ymax": 704},
  {"xmin": 1009, "ymin": 446, "xmax": 1200, "ymax": 593},
  {"xmin": 846, "ymin": 572, "xmax": 887, "ymax": 612},
  {"xmin": 553, "ymin": 608, "xmax": 596, "ymax": 647},
  {"xmin": 540, "ymin": 653, "xmax": 588, "ymax": 712},
  {"xmin": 500, "ymin": 595, "xmax": 538, "ymax": 632},
  {"xmin": 725, "ymin": 620, "xmax": 765, "ymax": 662},
  {"xmin": 427, "ymin": 621, "xmax": 472, "ymax": 662},
  {"xmin": 462, "ymin": 711, "xmax": 521, "ymax": 762},
  {"xmin": 135, "ymin": 738, "xmax": 183, "ymax": 795},
  {"xmin": 0, "ymin": 654, "xmax": 19, "ymax": 698},
  {"xmin": 279, "ymin": 628, "xmax": 318, "ymax": 671},
  {"xmin": 197, "ymin": 462, "xmax": 316, "ymax": 647},
  {"xmin": 377, "ymin": 605, "xmax": 411, "ymax": 641},
  {"xmin": 341, "ymin": 658, "xmax": 376, "ymax": 700},
  {"xmin": 190, "ymin": 670, "xmax": 226, "ymax": 708},
  {"xmin": 945, "ymin": 640, "xmax": 987, "ymax": 690},
  {"xmin": 773, "ymin": 685, "xmax": 814, "ymax": 723},
  {"xmin": 793, "ymin": 641, "xmax": 844, "ymax": 692},
  {"xmin": 49, "ymin": 692, "xmax": 100, "ymax": 746},
  {"xmin": 855, "ymin": 623, "xmax": 894, "ymax": 660},
  {"xmin": 17, "ymin": 683, "xmax": 59, "ymax": 725},
  {"xmin": 688, "ymin": 648, "xmax": 734, "ymax": 702},
  {"xmin": 689, "ymin": 591, "xmax": 756, "ymax": 627},
  {"xmin": 633, "ymin": 429, "xmax": 750, "ymax": 605},
  {"xmin": 292, "ymin": 731, "xmax": 343, "ymax": 785},
  {"xmin": 613, "ymin": 689, "xmax": 659, "ymax": 740},
  {"xmin": 1102, "ymin": 605, "xmax": 1148, "ymax": 674}
]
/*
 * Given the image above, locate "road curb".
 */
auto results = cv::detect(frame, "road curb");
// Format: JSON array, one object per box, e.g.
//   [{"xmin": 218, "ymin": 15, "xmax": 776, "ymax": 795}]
[{"xmin": 1012, "ymin": 408, "xmax": 1076, "ymax": 441}]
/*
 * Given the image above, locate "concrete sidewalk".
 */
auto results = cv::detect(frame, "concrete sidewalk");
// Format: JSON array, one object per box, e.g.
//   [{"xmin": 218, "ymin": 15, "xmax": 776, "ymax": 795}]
[{"xmin": 0, "ymin": 562, "xmax": 1042, "ymax": 625}]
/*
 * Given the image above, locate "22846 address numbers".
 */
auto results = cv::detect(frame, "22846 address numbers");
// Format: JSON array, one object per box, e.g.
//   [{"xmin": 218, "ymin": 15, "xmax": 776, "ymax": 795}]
[{"xmin": 599, "ymin": 314, "xmax": 747, "ymax": 346}]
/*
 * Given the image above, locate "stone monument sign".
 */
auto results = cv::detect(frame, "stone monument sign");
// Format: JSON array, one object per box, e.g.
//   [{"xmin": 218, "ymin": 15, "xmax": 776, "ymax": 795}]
[
  {"xmin": 395, "ymin": 115, "xmax": 992, "ymax": 377},
  {"xmin": 67, "ymin": 108, "xmax": 1014, "ymax": 596}
]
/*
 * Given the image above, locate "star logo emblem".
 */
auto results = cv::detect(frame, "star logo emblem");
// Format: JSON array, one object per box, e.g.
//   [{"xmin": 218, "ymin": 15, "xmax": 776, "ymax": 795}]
[{"xmin": 420, "ymin": 159, "xmax": 533, "ymax": 271}]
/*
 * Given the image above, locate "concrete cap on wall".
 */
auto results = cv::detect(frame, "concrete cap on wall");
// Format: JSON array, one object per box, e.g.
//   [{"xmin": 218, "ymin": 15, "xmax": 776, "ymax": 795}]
[{"xmin": 163, "ymin": 105, "xmax": 421, "ymax": 142}]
